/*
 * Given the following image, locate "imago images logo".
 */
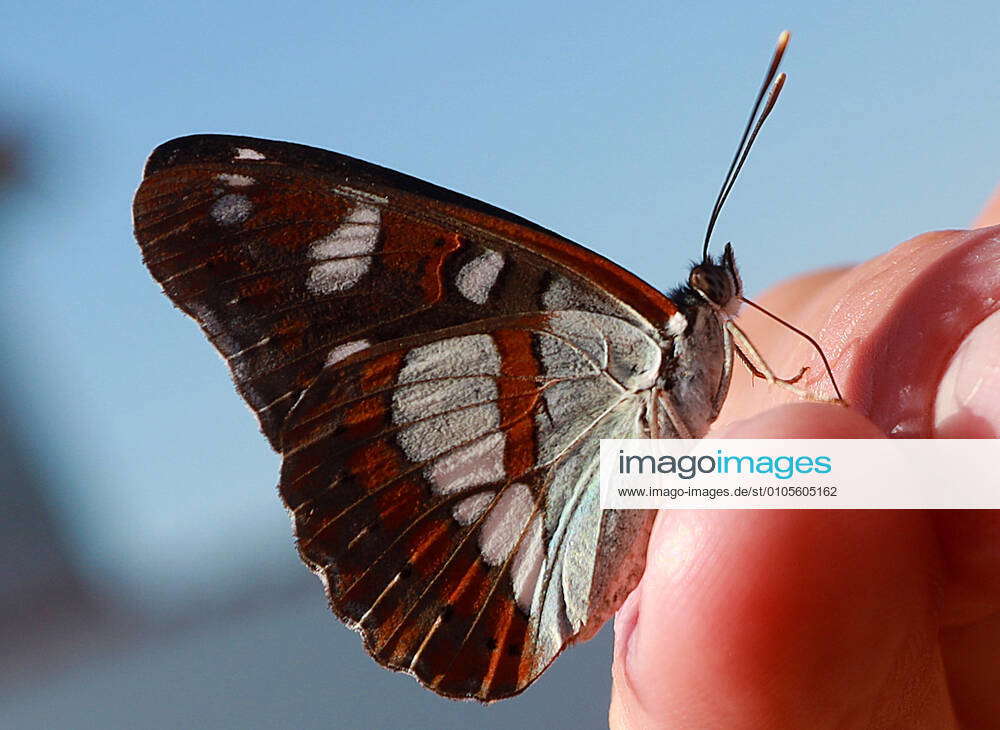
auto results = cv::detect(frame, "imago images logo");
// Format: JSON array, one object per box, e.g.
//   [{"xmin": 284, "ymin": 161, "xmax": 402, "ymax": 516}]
[{"xmin": 616, "ymin": 449, "xmax": 833, "ymax": 481}]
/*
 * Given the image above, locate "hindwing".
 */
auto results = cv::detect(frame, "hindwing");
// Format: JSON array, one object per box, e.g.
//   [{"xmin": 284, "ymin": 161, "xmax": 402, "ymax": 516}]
[{"xmin": 280, "ymin": 314, "xmax": 658, "ymax": 699}]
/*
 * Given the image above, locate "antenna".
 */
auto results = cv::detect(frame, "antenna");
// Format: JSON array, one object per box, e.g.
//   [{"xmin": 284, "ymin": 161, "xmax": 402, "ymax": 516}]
[{"xmin": 702, "ymin": 30, "xmax": 790, "ymax": 261}]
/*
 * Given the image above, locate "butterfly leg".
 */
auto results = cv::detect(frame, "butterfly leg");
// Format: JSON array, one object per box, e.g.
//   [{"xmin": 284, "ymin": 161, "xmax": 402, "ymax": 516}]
[
  {"xmin": 644, "ymin": 390, "xmax": 661, "ymax": 439},
  {"xmin": 735, "ymin": 346, "xmax": 807, "ymax": 386},
  {"xmin": 724, "ymin": 320, "xmax": 842, "ymax": 404}
]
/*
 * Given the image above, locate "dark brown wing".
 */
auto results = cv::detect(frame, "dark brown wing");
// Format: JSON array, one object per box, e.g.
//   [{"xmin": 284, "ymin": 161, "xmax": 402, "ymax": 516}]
[{"xmin": 133, "ymin": 134, "xmax": 677, "ymax": 449}]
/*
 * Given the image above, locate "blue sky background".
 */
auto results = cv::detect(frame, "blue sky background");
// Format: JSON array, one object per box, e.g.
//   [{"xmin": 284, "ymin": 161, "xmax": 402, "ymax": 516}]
[{"xmin": 2, "ymin": 1, "xmax": 999, "ymax": 727}]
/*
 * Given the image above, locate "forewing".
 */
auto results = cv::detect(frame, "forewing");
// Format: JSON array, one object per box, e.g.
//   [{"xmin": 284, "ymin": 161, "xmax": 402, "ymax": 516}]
[
  {"xmin": 133, "ymin": 134, "xmax": 677, "ymax": 448},
  {"xmin": 279, "ymin": 313, "xmax": 659, "ymax": 700}
]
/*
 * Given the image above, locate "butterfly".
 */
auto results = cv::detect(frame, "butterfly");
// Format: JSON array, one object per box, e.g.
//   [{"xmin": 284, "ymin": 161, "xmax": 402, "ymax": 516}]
[{"xmin": 134, "ymin": 31, "xmax": 836, "ymax": 701}]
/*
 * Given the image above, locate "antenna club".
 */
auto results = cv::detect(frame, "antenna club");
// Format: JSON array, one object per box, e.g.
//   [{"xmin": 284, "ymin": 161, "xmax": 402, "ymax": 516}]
[{"xmin": 702, "ymin": 32, "xmax": 792, "ymax": 257}]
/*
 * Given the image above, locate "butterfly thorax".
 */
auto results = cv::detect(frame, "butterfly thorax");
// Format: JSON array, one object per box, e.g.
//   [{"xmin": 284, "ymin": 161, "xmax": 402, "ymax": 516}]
[{"xmin": 655, "ymin": 243, "xmax": 742, "ymax": 438}]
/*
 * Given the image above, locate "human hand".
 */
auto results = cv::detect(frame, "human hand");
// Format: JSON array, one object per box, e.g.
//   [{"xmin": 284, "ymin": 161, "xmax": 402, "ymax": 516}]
[{"xmin": 609, "ymin": 194, "xmax": 1000, "ymax": 727}]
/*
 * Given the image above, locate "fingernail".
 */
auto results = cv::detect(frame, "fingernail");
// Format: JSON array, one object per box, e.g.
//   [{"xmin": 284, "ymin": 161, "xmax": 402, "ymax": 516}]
[{"xmin": 934, "ymin": 309, "xmax": 1000, "ymax": 437}]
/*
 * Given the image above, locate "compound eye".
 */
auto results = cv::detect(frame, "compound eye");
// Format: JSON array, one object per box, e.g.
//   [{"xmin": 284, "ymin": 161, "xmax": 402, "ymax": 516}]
[{"xmin": 689, "ymin": 265, "xmax": 732, "ymax": 306}]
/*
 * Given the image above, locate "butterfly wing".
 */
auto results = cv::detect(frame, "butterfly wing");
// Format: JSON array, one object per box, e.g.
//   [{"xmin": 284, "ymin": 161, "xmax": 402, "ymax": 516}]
[
  {"xmin": 134, "ymin": 134, "xmax": 677, "ymax": 447},
  {"xmin": 280, "ymin": 313, "xmax": 658, "ymax": 699},
  {"xmin": 134, "ymin": 134, "xmax": 677, "ymax": 699}
]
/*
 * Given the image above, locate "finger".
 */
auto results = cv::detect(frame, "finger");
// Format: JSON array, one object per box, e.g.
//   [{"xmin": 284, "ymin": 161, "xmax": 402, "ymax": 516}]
[
  {"xmin": 611, "ymin": 507, "xmax": 949, "ymax": 727},
  {"xmin": 612, "ymin": 405, "xmax": 881, "ymax": 726},
  {"xmin": 712, "ymin": 225, "xmax": 1000, "ymax": 725},
  {"xmin": 611, "ymin": 406, "xmax": 946, "ymax": 729},
  {"xmin": 718, "ymin": 227, "xmax": 1000, "ymax": 439},
  {"xmin": 721, "ymin": 228, "xmax": 1000, "ymax": 615}
]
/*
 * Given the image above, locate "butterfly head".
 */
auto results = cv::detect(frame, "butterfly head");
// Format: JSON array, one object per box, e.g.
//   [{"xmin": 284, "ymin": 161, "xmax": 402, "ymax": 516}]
[{"xmin": 688, "ymin": 242, "xmax": 742, "ymax": 318}]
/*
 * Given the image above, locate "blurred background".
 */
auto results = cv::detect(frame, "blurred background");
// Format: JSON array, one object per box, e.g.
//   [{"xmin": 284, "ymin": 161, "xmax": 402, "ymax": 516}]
[{"xmin": 2, "ymin": 2, "xmax": 998, "ymax": 727}]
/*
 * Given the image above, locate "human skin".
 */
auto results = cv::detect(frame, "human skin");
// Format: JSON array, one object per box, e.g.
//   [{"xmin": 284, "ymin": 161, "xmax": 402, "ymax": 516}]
[{"xmin": 609, "ymin": 193, "xmax": 1000, "ymax": 728}]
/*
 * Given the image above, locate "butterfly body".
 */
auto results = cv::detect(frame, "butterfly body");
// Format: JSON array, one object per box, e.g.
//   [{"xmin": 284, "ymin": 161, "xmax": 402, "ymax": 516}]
[{"xmin": 135, "ymin": 134, "xmax": 741, "ymax": 700}]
